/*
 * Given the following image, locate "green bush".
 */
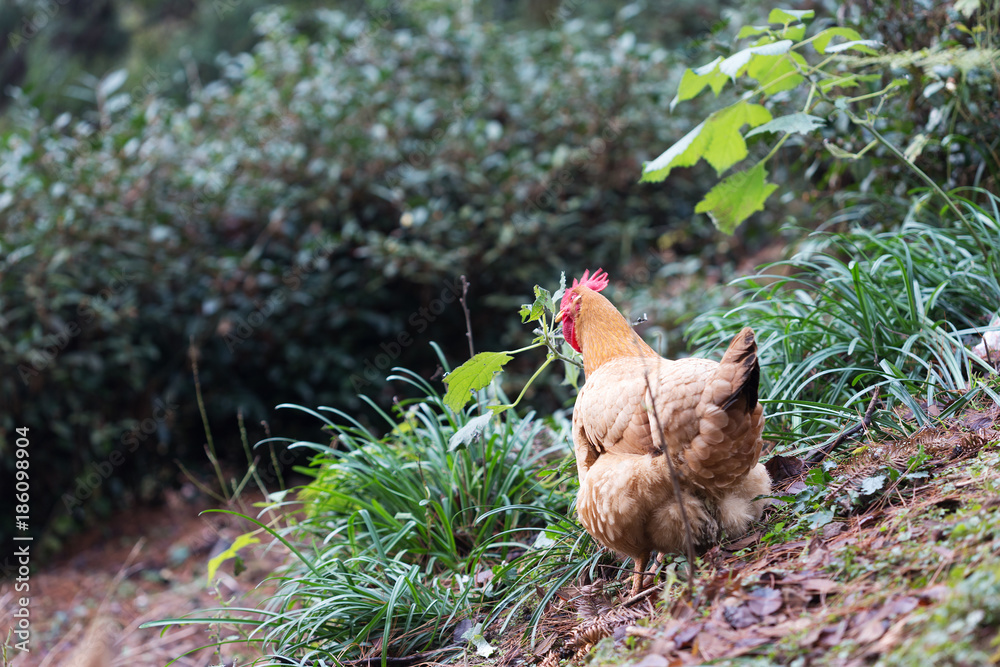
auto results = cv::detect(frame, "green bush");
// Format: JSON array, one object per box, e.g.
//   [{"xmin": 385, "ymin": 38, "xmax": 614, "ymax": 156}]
[
  {"xmin": 0, "ymin": 5, "xmax": 711, "ymax": 552},
  {"xmin": 146, "ymin": 364, "xmax": 576, "ymax": 664}
]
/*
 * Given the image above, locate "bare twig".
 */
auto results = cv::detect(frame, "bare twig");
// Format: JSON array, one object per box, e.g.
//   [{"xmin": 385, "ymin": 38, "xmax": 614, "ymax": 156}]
[
  {"xmin": 808, "ymin": 386, "xmax": 880, "ymax": 464},
  {"xmin": 459, "ymin": 275, "xmax": 475, "ymax": 358},
  {"xmin": 189, "ymin": 335, "xmax": 228, "ymax": 498},
  {"xmin": 622, "ymin": 580, "xmax": 665, "ymax": 607}
]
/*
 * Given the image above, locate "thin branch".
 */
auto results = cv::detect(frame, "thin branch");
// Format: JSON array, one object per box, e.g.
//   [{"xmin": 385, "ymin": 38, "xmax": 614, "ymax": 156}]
[{"xmin": 459, "ymin": 275, "xmax": 475, "ymax": 358}]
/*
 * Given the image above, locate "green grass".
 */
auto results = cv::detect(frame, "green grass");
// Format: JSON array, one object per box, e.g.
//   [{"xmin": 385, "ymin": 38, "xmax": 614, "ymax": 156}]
[
  {"xmin": 151, "ymin": 192, "xmax": 1000, "ymax": 665},
  {"xmin": 689, "ymin": 190, "xmax": 1000, "ymax": 454},
  {"xmin": 146, "ymin": 345, "xmax": 578, "ymax": 665}
]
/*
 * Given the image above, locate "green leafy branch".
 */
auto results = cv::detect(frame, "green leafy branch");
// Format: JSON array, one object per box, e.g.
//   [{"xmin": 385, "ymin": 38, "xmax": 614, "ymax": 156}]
[
  {"xmin": 442, "ymin": 275, "xmax": 582, "ymax": 415},
  {"xmin": 641, "ymin": 5, "xmax": 994, "ymax": 244}
]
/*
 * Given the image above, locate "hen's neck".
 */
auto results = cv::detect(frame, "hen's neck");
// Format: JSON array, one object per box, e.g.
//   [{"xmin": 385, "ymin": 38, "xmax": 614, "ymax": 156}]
[{"xmin": 577, "ymin": 289, "xmax": 660, "ymax": 376}]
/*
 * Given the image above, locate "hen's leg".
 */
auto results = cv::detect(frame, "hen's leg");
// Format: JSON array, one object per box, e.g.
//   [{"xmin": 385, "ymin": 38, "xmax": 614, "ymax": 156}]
[{"xmin": 630, "ymin": 554, "xmax": 649, "ymax": 596}]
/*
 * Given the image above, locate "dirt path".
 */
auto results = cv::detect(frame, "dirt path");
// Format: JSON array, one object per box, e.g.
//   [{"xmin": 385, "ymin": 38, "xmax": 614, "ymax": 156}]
[{"xmin": 1, "ymin": 486, "xmax": 288, "ymax": 667}]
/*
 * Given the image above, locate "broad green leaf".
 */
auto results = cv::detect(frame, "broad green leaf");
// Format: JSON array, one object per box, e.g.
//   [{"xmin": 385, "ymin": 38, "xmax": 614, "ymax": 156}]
[
  {"xmin": 519, "ymin": 284, "xmax": 551, "ymax": 323},
  {"xmin": 448, "ymin": 412, "xmax": 493, "ymax": 451},
  {"xmin": 826, "ymin": 39, "xmax": 881, "ymax": 55},
  {"xmin": 671, "ymin": 57, "xmax": 728, "ymax": 109},
  {"xmin": 640, "ymin": 121, "xmax": 708, "ymax": 182},
  {"xmin": 702, "ymin": 103, "xmax": 773, "ymax": 174},
  {"xmin": 768, "ymin": 8, "xmax": 815, "ymax": 24},
  {"xmin": 562, "ymin": 343, "xmax": 581, "ymax": 389},
  {"xmin": 813, "ymin": 27, "xmax": 864, "ymax": 54},
  {"xmin": 747, "ymin": 50, "xmax": 806, "ymax": 93},
  {"xmin": 642, "ymin": 102, "xmax": 772, "ymax": 182},
  {"xmin": 745, "ymin": 112, "xmax": 826, "ymax": 138},
  {"xmin": 694, "ymin": 163, "xmax": 778, "ymax": 234},
  {"xmin": 780, "ymin": 24, "xmax": 807, "ymax": 42},
  {"xmin": 807, "ymin": 508, "xmax": 835, "ymax": 529},
  {"xmin": 207, "ymin": 533, "xmax": 260, "ymax": 583},
  {"xmin": 719, "ymin": 40, "xmax": 793, "ymax": 80},
  {"xmin": 443, "ymin": 351, "xmax": 513, "ymax": 412},
  {"xmin": 737, "ymin": 25, "xmax": 771, "ymax": 39}
]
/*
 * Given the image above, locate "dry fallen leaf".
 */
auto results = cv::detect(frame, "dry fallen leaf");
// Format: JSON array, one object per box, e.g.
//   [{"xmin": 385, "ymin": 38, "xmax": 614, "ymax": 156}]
[{"xmin": 745, "ymin": 587, "xmax": 783, "ymax": 617}]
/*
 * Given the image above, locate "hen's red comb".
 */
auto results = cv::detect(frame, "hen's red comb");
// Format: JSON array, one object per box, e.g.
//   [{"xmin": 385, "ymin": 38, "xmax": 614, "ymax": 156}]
[{"xmin": 572, "ymin": 268, "xmax": 609, "ymax": 293}]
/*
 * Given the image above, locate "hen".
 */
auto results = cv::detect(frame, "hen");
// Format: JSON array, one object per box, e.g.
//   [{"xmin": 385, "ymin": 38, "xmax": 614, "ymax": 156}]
[{"xmin": 556, "ymin": 269, "xmax": 771, "ymax": 595}]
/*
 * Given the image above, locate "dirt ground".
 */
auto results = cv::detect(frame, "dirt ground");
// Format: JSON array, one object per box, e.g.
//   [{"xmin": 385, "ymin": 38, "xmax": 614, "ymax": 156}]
[
  {"xmin": 499, "ymin": 402, "xmax": 1000, "ymax": 667},
  {"xmin": 0, "ymin": 486, "xmax": 287, "ymax": 667}
]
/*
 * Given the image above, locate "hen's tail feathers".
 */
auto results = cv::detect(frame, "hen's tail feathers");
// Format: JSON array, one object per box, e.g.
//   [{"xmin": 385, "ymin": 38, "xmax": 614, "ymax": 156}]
[{"xmin": 720, "ymin": 327, "xmax": 759, "ymax": 413}]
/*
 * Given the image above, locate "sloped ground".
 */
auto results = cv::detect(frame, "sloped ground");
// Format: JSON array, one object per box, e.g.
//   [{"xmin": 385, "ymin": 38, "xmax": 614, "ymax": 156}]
[
  {"xmin": 3, "ymin": 405, "xmax": 997, "ymax": 667},
  {"xmin": 493, "ymin": 402, "xmax": 1000, "ymax": 667},
  {"xmin": 0, "ymin": 487, "xmax": 287, "ymax": 667}
]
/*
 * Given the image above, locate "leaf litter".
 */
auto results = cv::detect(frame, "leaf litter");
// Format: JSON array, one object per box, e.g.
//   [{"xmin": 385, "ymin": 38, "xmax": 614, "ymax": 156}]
[{"xmin": 483, "ymin": 399, "xmax": 1000, "ymax": 667}]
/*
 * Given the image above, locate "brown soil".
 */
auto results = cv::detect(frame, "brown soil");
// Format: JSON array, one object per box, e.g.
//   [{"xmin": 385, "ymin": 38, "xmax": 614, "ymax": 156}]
[
  {"xmin": 1, "ymin": 485, "xmax": 289, "ymax": 667},
  {"xmin": 496, "ymin": 402, "xmax": 1000, "ymax": 667}
]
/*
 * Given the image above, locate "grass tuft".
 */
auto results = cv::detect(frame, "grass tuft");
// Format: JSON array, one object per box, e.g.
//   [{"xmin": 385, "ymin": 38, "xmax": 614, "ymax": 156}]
[{"xmin": 689, "ymin": 190, "xmax": 1000, "ymax": 454}]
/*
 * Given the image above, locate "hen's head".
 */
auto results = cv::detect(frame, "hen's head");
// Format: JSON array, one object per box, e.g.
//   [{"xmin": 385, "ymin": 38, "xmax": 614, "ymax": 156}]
[{"xmin": 556, "ymin": 268, "xmax": 609, "ymax": 352}]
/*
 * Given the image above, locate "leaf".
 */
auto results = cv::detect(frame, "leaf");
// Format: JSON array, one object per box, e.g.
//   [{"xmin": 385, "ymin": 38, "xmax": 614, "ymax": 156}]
[
  {"xmin": 768, "ymin": 8, "xmax": 815, "ymax": 24},
  {"xmin": 903, "ymin": 133, "xmax": 929, "ymax": 162},
  {"xmin": 813, "ymin": 27, "xmax": 864, "ymax": 54},
  {"xmin": 443, "ymin": 351, "xmax": 513, "ymax": 412},
  {"xmin": 672, "ymin": 57, "xmax": 728, "ymax": 109},
  {"xmin": 448, "ymin": 413, "xmax": 493, "ymax": 451},
  {"xmin": 641, "ymin": 121, "xmax": 707, "ymax": 182},
  {"xmin": 780, "ymin": 24, "xmax": 807, "ymax": 42},
  {"xmin": 807, "ymin": 508, "xmax": 836, "ymax": 529},
  {"xmin": 719, "ymin": 40, "xmax": 793, "ymax": 80},
  {"xmin": 207, "ymin": 533, "xmax": 260, "ymax": 583},
  {"xmin": 746, "ymin": 587, "xmax": 783, "ymax": 617},
  {"xmin": 642, "ymin": 101, "xmax": 772, "ymax": 182},
  {"xmin": 520, "ymin": 284, "xmax": 552, "ymax": 324},
  {"xmin": 826, "ymin": 39, "xmax": 882, "ymax": 55},
  {"xmin": 737, "ymin": 25, "xmax": 771, "ymax": 39},
  {"xmin": 461, "ymin": 622, "xmax": 495, "ymax": 658},
  {"xmin": 860, "ymin": 474, "xmax": 887, "ymax": 495},
  {"xmin": 694, "ymin": 163, "xmax": 778, "ymax": 234},
  {"xmin": 562, "ymin": 346, "xmax": 581, "ymax": 390},
  {"xmin": 955, "ymin": 0, "xmax": 980, "ymax": 17},
  {"xmin": 97, "ymin": 69, "xmax": 129, "ymax": 100},
  {"xmin": 747, "ymin": 50, "xmax": 806, "ymax": 93},
  {"xmin": 745, "ymin": 112, "xmax": 826, "ymax": 138}
]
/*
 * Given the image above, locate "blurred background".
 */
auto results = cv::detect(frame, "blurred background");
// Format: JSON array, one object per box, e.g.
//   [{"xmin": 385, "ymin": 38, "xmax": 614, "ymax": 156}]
[{"xmin": 0, "ymin": 0, "xmax": 993, "ymax": 559}]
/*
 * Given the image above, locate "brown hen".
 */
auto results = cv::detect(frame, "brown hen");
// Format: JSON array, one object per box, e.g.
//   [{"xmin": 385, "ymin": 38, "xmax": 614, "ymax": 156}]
[{"xmin": 556, "ymin": 269, "xmax": 771, "ymax": 595}]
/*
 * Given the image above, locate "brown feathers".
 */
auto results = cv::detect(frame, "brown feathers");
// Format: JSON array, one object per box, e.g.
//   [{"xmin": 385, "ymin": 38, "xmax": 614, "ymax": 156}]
[{"xmin": 561, "ymin": 281, "xmax": 771, "ymax": 595}]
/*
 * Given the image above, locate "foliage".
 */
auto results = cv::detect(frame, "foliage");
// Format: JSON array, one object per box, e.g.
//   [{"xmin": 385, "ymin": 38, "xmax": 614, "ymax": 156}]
[
  {"xmin": 643, "ymin": 3, "xmax": 1000, "ymax": 232},
  {"xmin": 1, "ymin": 5, "xmax": 707, "ymax": 548},
  {"xmin": 688, "ymin": 191, "xmax": 1000, "ymax": 452},
  {"xmin": 145, "ymin": 360, "xmax": 577, "ymax": 664},
  {"xmin": 444, "ymin": 279, "xmax": 581, "ymax": 414}
]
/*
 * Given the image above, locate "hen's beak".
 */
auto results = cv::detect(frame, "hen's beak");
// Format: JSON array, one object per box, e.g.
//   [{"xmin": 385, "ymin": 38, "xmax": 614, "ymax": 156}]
[{"xmin": 554, "ymin": 309, "xmax": 565, "ymax": 323}]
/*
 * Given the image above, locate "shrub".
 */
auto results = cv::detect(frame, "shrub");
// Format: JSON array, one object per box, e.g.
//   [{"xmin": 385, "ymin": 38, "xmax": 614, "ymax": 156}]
[
  {"xmin": 1, "ymin": 5, "xmax": 711, "ymax": 549},
  {"xmin": 146, "ymin": 363, "xmax": 576, "ymax": 664}
]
